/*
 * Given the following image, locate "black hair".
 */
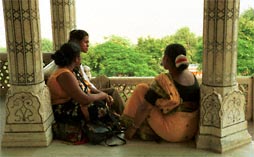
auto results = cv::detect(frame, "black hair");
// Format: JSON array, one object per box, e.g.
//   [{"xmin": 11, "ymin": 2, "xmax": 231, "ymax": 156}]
[
  {"xmin": 51, "ymin": 42, "xmax": 81, "ymax": 67},
  {"xmin": 68, "ymin": 29, "xmax": 89, "ymax": 43},
  {"xmin": 164, "ymin": 43, "xmax": 188, "ymax": 72}
]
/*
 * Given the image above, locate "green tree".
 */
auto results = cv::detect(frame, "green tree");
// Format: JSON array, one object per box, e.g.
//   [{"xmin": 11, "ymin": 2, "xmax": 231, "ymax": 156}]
[
  {"xmin": 237, "ymin": 39, "xmax": 254, "ymax": 75},
  {"xmin": 0, "ymin": 47, "xmax": 6, "ymax": 53},
  {"xmin": 41, "ymin": 38, "xmax": 53, "ymax": 52},
  {"xmin": 167, "ymin": 27, "xmax": 200, "ymax": 63},
  {"xmin": 136, "ymin": 36, "xmax": 166, "ymax": 73},
  {"xmin": 192, "ymin": 37, "xmax": 203, "ymax": 70},
  {"xmin": 237, "ymin": 8, "xmax": 254, "ymax": 76},
  {"xmin": 241, "ymin": 8, "xmax": 254, "ymax": 20},
  {"xmin": 103, "ymin": 35, "xmax": 133, "ymax": 47},
  {"xmin": 82, "ymin": 36, "xmax": 156, "ymax": 77},
  {"xmin": 135, "ymin": 27, "xmax": 201, "ymax": 74}
]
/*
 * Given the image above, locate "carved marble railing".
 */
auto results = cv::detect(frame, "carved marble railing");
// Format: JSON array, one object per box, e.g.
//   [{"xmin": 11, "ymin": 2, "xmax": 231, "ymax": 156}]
[
  {"xmin": 0, "ymin": 53, "xmax": 253, "ymax": 120},
  {"xmin": 109, "ymin": 76, "xmax": 254, "ymax": 121}
]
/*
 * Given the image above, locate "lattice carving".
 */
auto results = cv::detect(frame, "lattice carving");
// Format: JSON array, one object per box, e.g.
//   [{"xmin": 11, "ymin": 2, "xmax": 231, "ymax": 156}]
[
  {"xmin": 111, "ymin": 83, "xmax": 136, "ymax": 102},
  {"xmin": 0, "ymin": 54, "xmax": 51, "ymax": 95},
  {"xmin": 0, "ymin": 58, "xmax": 9, "ymax": 90}
]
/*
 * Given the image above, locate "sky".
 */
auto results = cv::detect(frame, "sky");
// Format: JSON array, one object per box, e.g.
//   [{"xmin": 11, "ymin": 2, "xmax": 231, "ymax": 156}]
[{"xmin": 0, "ymin": 0, "xmax": 253, "ymax": 47}]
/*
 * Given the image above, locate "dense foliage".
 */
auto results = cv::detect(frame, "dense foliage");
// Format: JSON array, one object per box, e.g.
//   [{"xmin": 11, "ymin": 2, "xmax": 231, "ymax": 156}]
[
  {"xmin": 41, "ymin": 38, "xmax": 53, "ymax": 52},
  {"xmin": 237, "ymin": 8, "xmax": 254, "ymax": 76},
  {"xmin": 82, "ymin": 36, "xmax": 156, "ymax": 76}
]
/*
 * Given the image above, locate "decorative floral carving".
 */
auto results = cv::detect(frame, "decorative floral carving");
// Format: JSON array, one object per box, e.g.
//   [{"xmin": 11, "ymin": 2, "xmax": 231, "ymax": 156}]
[
  {"xmin": 222, "ymin": 90, "xmax": 245, "ymax": 127},
  {"xmin": 6, "ymin": 92, "xmax": 42, "ymax": 123},
  {"xmin": 201, "ymin": 91, "xmax": 222, "ymax": 127},
  {"xmin": 200, "ymin": 88, "xmax": 246, "ymax": 128}
]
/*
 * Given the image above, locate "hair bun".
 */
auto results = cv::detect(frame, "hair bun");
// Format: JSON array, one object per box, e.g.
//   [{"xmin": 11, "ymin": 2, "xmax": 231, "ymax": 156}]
[{"xmin": 175, "ymin": 54, "xmax": 189, "ymax": 68}]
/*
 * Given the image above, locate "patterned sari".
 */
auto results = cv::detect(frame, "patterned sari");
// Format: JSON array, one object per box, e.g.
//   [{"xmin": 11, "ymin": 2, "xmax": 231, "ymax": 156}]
[
  {"xmin": 48, "ymin": 68, "xmax": 88, "ymax": 144},
  {"xmin": 121, "ymin": 73, "xmax": 200, "ymax": 142}
]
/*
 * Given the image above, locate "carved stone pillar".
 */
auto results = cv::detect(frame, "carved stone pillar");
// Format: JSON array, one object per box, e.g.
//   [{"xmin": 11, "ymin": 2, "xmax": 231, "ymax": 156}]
[
  {"xmin": 1, "ymin": 0, "xmax": 53, "ymax": 147},
  {"xmin": 196, "ymin": 0, "xmax": 252, "ymax": 153},
  {"xmin": 51, "ymin": 0, "xmax": 76, "ymax": 50}
]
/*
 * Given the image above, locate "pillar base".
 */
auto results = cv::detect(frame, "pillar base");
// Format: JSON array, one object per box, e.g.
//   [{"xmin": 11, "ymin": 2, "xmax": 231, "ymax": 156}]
[
  {"xmin": 196, "ymin": 129, "xmax": 252, "ymax": 153},
  {"xmin": 1, "ymin": 116, "xmax": 53, "ymax": 147},
  {"xmin": 1, "ymin": 83, "xmax": 54, "ymax": 147}
]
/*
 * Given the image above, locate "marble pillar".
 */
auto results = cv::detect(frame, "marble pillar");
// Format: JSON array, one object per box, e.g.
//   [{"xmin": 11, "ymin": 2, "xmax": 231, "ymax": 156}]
[
  {"xmin": 51, "ymin": 0, "xmax": 76, "ymax": 50},
  {"xmin": 196, "ymin": 0, "xmax": 252, "ymax": 153},
  {"xmin": 1, "ymin": 0, "xmax": 53, "ymax": 147}
]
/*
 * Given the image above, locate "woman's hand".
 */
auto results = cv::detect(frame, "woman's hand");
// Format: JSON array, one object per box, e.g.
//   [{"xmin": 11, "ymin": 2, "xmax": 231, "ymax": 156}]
[{"xmin": 105, "ymin": 95, "xmax": 114, "ymax": 106}]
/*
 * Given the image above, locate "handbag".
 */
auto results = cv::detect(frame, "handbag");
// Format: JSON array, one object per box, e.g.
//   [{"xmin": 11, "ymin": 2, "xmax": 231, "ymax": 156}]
[
  {"xmin": 84, "ymin": 100, "xmax": 126, "ymax": 146},
  {"xmin": 85, "ymin": 121, "xmax": 126, "ymax": 146},
  {"xmin": 74, "ymin": 69, "xmax": 126, "ymax": 146}
]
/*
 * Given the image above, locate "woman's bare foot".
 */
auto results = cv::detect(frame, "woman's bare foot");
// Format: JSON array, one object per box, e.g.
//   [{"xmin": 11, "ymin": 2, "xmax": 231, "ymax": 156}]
[{"xmin": 124, "ymin": 126, "xmax": 138, "ymax": 140}]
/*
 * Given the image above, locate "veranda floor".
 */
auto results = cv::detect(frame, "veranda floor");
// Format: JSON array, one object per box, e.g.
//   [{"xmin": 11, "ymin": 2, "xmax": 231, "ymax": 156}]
[{"xmin": 1, "ymin": 96, "xmax": 253, "ymax": 157}]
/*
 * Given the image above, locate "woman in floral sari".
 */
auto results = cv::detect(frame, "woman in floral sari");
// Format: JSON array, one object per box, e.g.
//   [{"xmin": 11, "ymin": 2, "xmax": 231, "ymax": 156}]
[
  {"xmin": 44, "ymin": 29, "xmax": 124, "ymax": 114},
  {"xmin": 121, "ymin": 43, "xmax": 200, "ymax": 142},
  {"xmin": 47, "ymin": 42, "xmax": 112, "ymax": 144}
]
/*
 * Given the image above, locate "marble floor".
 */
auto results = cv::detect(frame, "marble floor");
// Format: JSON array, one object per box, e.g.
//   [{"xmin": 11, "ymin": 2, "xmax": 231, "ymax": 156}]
[{"xmin": 1, "ymin": 96, "xmax": 254, "ymax": 157}]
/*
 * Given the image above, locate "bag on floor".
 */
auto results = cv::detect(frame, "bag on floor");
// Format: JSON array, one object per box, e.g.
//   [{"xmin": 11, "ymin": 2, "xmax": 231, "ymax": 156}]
[
  {"xmin": 84, "ymin": 100, "xmax": 126, "ymax": 146},
  {"xmin": 85, "ymin": 121, "xmax": 126, "ymax": 146}
]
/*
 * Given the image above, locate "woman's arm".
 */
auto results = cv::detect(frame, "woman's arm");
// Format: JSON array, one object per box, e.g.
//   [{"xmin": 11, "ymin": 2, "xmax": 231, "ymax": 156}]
[
  {"xmin": 57, "ymin": 72, "xmax": 108, "ymax": 106},
  {"xmin": 89, "ymin": 86, "xmax": 114, "ymax": 105},
  {"xmin": 89, "ymin": 86, "xmax": 101, "ymax": 94}
]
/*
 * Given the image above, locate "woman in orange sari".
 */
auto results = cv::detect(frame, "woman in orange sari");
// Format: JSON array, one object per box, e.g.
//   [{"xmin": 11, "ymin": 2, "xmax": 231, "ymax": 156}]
[{"xmin": 122, "ymin": 43, "xmax": 200, "ymax": 142}]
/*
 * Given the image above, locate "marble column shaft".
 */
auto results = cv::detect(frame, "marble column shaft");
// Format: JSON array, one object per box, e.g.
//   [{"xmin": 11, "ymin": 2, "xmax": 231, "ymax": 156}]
[
  {"xmin": 196, "ymin": 0, "xmax": 252, "ymax": 153},
  {"xmin": 1, "ymin": 0, "xmax": 53, "ymax": 147},
  {"xmin": 51, "ymin": 0, "xmax": 76, "ymax": 50}
]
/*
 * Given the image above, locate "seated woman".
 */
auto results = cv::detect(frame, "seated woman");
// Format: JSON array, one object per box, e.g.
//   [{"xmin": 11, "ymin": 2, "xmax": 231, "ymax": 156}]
[
  {"xmin": 121, "ymin": 43, "xmax": 200, "ymax": 142},
  {"xmin": 47, "ymin": 42, "xmax": 113, "ymax": 143},
  {"xmin": 44, "ymin": 29, "xmax": 124, "ymax": 114}
]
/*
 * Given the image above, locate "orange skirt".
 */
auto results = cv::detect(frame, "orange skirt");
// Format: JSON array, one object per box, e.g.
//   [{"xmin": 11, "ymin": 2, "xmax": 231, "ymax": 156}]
[{"xmin": 123, "ymin": 83, "xmax": 199, "ymax": 142}]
